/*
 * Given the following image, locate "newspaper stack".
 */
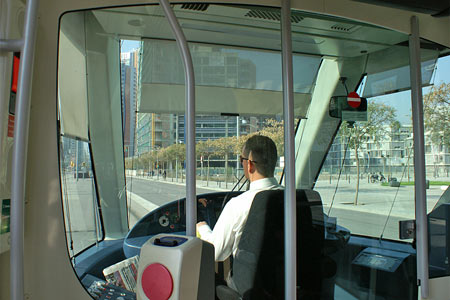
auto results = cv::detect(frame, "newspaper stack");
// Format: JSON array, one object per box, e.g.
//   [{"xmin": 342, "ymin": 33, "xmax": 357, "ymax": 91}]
[{"xmin": 103, "ymin": 255, "xmax": 139, "ymax": 292}]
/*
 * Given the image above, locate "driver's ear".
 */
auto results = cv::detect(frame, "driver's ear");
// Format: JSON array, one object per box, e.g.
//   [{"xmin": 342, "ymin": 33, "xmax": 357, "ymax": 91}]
[{"xmin": 247, "ymin": 157, "xmax": 256, "ymax": 174}]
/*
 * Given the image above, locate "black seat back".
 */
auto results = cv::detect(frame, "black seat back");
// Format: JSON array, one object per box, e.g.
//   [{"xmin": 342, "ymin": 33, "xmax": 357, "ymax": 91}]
[{"xmin": 231, "ymin": 189, "xmax": 332, "ymax": 299}]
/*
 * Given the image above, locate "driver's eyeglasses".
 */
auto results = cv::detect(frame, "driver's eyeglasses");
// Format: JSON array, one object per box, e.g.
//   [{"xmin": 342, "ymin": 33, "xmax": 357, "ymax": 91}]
[{"xmin": 240, "ymin": 156, "xmax": 257, "ymax": 164}]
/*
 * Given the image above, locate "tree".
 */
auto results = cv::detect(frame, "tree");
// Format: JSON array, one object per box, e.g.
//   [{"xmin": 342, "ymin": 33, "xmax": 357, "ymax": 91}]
[
  {"xmin": 424, "ymin": 83, "xmax": 450, "ymax": 147},
  {"xmin": 211, "ymin": 137, "xmax": 235, "ymax": 186},
  {"xmin": 259, "ymin": 119, "xmax": 285, "ymax": 156},
  {"xmin": 146, "ymin": 151, "xmax": 157, "ymax": 171},
  {"xmin": 125, "ymin": 157, "xmax": 134, "ymax": 170},
  {"xmin": 163, "ymin": 143, "xmax": 185, "ymax": 179},
  {"xmin": 424, "ymin": 83, "xmax": 450, "ymax": 178},
  {"xmin": 197, "ymin": 139, "xmax": 215, "ymax": 184},
  {"xmin": 139, "ymin": 152, "xmax": 152, "ymax": 173},
  {"xmin": 339, "ymin": 102, "xmax": 397, "ymax": 205},
  {"xmin": 157, "ymin": 147, "xmax": 168, "ymax": 172}
]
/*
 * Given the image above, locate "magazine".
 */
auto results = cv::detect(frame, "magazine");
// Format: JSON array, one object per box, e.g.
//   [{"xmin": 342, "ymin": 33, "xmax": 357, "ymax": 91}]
[{"xmin": 103, "ymin": 255, "xmax": 139, "ymax": 292}]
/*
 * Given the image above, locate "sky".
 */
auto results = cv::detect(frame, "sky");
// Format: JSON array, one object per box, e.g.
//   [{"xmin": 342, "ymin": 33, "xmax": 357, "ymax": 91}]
[
  {"xmin": 434, "ymin": 55, "xmax": 450, "ymax": 84},
  {"xmin": 374, "ymin": 55, "xmax": 450, "ymax": 124},
  {"xmin": 121, "ymin": 40, "xmax": 141, "ymax": 53}
]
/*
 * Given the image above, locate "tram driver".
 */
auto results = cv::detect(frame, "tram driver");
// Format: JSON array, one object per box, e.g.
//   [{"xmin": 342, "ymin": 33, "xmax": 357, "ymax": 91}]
[{"xmin": 196, "ymin": 135, "xmax": 281, "ymax": 286}]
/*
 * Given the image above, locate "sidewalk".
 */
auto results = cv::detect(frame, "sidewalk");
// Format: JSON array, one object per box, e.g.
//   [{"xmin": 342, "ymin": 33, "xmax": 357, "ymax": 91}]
[
  {"xmin": 128, "ymin": 174, "xmax": 449, "ymax": 220},
  {"xmin": 128, "ymin": 174, "xmax": 236, "ymax": 192},
  {"xmin": 316, "ymin": 179, "xmax": 448, "ymax": 219}
]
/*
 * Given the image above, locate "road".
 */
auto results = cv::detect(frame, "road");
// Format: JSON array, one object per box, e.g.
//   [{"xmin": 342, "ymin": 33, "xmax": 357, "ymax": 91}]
[
  {"xmin": 125, "ymin": 177, "xmax": 222, "ymax": 226},
  {"xmin": 64, "ymin": 175, "xmax": 449, "ymax": 254},
  {"xmin": 61, "ymin": 175, "xmax": 100, "ymax": 255},
  {"xmin": 126, "ymin": 177, "xmax": 216, "ymax": 206},
  {"xmin": 316, "ymin": 179, "xmax": 445, "ymax": 240},
  {"xmin": 127, "ymin": 176, "xmax": 447, "ymax": 240}
]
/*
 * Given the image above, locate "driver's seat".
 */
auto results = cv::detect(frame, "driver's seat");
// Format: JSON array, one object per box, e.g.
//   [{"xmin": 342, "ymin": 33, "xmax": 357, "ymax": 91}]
[{"xmin": 216, "ymin": 189, "xmax": 336, "ymax": 300}]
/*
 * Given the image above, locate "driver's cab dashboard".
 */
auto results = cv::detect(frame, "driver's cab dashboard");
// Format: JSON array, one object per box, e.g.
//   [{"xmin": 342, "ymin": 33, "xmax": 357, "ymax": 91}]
[
  {"xmin": 123, "ymin": 191, "xmax": 243, "ymax": 258},
  {"xmin": 74, "ymin": 191, "xmax": 243, "ymax": 296}
]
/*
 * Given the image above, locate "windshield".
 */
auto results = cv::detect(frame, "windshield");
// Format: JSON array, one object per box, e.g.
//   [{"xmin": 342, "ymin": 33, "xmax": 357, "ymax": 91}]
[
  {"xmin": 57, "ymin": 3, "xmax": 450, "ymax": 298},
  {"xmin": 57, "ymin": 1, "xmax": 450, "ymax": 252}
]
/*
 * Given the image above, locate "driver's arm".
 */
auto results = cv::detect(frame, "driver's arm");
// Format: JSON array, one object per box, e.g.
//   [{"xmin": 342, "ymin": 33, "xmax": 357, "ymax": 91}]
[{"xmin": 196, "ymin": 202, "xmax": 237, "ymax": 262}]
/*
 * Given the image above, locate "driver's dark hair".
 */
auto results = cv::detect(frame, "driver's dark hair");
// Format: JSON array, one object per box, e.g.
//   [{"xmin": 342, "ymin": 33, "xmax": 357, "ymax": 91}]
[{"xmin": 242, "ymin": 135, "xmax": 278, "ymax": 177}]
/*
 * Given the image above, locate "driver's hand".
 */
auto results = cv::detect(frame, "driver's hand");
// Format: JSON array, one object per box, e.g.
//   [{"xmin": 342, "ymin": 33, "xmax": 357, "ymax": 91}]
[
  {"xmin": 196, "ymin": 221, "xmax": 208, "ymax": 238},
  {"xmin": 197, "ymin": 221, "xmax": 207, "ymax": 228},
  {"xmin": 197, "ymin": 221, "xmax": 207, "ymax": 231},
  {"xmin": 198, "ymin": 198, "xmax": 208, "ymax": 207}
]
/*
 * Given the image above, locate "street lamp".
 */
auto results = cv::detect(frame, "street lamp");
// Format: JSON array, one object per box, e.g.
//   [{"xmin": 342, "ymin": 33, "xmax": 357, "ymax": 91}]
[
  {"xmin": 176, "ymin": 140, "xmax": 183, "ymax": 182},
  {"xmin": 147, "ymin": 145, "xmax": 151, "ymax": 177},
  {"xmin": 387, "ymin": 154, "xmax": 391, "ymax": 180},
  {"xmin": 236, "ymin": 118, "xmax": 247, "ymax": 179}
]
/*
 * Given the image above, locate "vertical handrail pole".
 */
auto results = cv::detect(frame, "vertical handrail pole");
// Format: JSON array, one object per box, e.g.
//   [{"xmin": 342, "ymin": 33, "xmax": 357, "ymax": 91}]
[
  {"xmin": 281, "ymin": 1, "xmax": 296, "ymax": 299},
  {"xmin": 409, "ymin": 16, "xmax": 429, "ymax": 298},
  {"xmin": 158, "ymin": 0, "xmax": 196, "ymax": 236},
  {"xmin": 9, "ymin": 0, "xmax": 39, "ymax": 300}
]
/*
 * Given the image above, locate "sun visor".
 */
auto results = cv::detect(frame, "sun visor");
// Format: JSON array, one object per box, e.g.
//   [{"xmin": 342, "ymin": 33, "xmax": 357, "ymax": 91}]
[
  {"xmin": 139, "ymin": 39, "xmax": 320, "ymax": 117},
  {"xmin": 139, "ymin": 83, "xmax": 310, "ymax": 116},
  {"xmin": 58, "ymin": 29, "xmax": 89, "ymax": 141},
  {"xmin": 363, "ymin": 45, "xmax": 439, "ymax": 98}
]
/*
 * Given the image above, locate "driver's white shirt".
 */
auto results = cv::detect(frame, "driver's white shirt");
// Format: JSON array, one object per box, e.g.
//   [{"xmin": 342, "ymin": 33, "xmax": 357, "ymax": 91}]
[{"xmin": 197, "ymin": 177, "xmax": 282, "ymax": 262}]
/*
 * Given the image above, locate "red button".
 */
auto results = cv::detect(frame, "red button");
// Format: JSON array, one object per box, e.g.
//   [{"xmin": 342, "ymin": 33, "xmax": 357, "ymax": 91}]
[{"xmin": 141, "ymin": 263, "xmax": 173, "ymax": 300}]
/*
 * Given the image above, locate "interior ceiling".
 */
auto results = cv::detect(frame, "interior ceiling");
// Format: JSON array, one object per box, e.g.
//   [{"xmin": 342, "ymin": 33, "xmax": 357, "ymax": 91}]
[
  {"xmin": 93, "ymin": 4, "xmax": 410, "ymax": 58},
  {"xmin": 351, "ymin": 0, "xmax": 450, "ymax": 16}
]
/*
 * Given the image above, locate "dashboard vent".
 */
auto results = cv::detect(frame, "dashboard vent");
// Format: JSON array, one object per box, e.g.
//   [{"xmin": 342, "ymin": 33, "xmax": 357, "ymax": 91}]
[
  {"xmin": 330, "ymin": 23, "xmax": 355, "ymax": 32},
  {"xmin": 245, "ymin": 9, "xmax": 304, "ymax": 23},
  {"xmin": 180, "ymin": 3, "xmax": 209, "ymax": 11}
]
